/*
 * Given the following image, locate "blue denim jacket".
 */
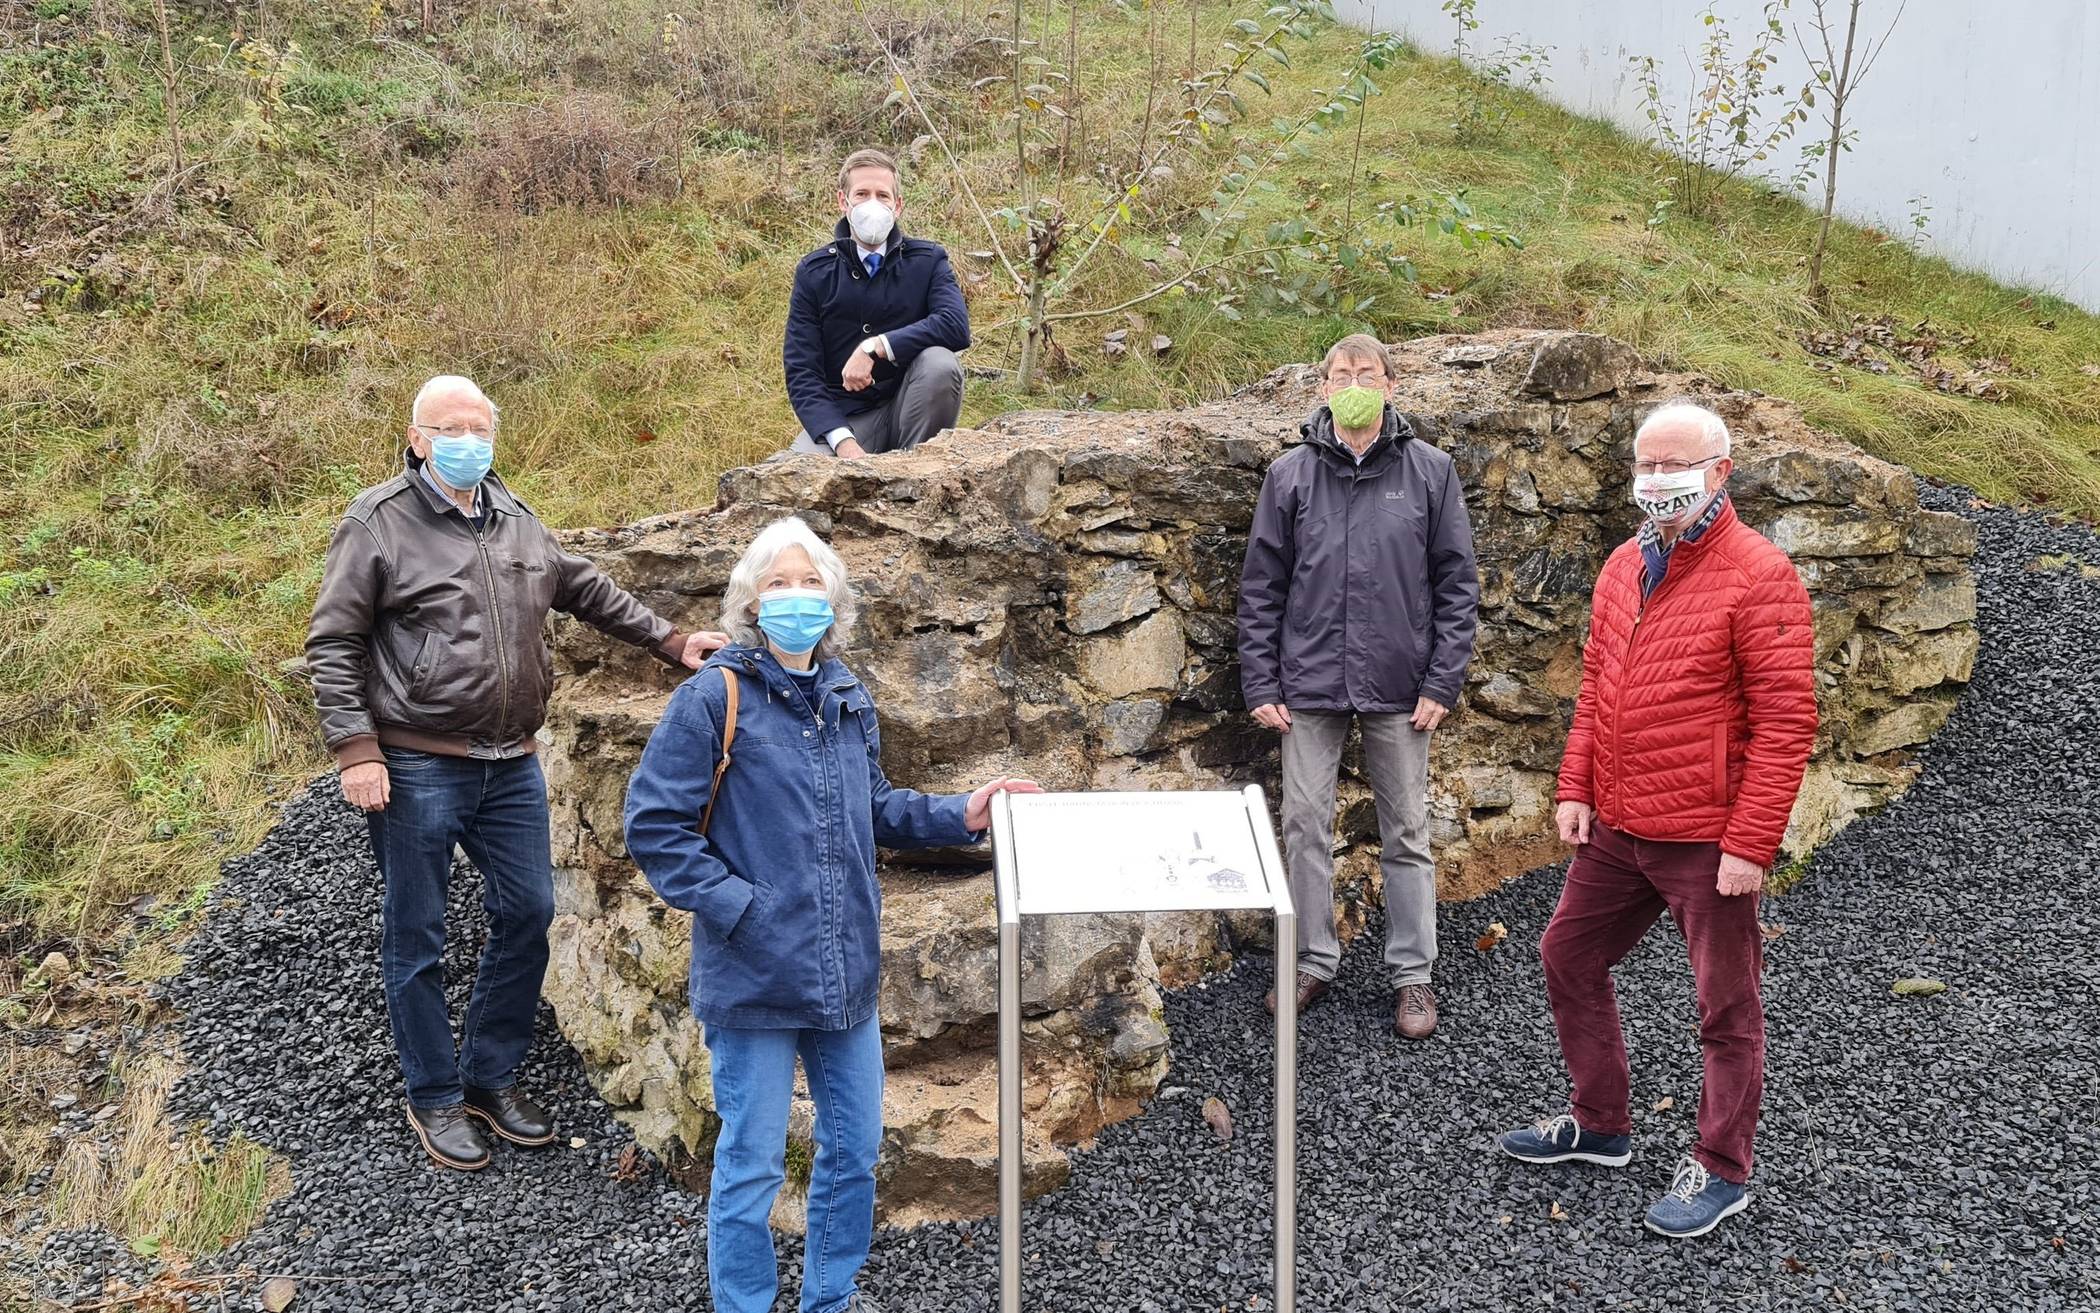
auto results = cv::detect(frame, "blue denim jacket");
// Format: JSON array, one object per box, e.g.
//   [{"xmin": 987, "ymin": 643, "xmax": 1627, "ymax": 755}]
[{"xmin": 623, "ymin": 645, "xmax": 980, "ymax": 1030}]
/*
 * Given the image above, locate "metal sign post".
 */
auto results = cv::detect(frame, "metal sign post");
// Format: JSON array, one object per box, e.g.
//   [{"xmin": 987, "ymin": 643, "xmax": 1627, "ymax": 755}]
[{"xmin": 992, "ymin": 786, "xmax": 1297, "ymax": 1313}]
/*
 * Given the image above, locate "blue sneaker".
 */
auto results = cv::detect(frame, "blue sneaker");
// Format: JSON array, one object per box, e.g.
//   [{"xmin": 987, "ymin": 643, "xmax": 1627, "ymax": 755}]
[
  {"xmin": 1496, "ymin": 1113, "xmax": 1632, "ymax": 1167},
  {"xmin": 1644, "ymin": 1157, "xmax": 1749, "ymax": 1238}
]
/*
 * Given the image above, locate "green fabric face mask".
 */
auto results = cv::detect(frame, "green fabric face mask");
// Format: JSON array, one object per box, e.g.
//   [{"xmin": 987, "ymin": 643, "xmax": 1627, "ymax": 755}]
[{"xmin": 1328, "ymin": 385, "xmax": 1384, "ymax": 431}]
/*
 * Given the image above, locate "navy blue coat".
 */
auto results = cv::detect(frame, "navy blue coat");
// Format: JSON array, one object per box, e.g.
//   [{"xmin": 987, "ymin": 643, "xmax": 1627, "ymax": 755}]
[
  {"xmin": 622, "ymin": 645, "xmax": 980, "ymax": 1030},
  {"xmin": 783, "ymin": 218, "xmax": 972, "ymax": 439},
  {"xmin": 1237, "ymin": 406, "xmax": 1482, "ymax": 714}
]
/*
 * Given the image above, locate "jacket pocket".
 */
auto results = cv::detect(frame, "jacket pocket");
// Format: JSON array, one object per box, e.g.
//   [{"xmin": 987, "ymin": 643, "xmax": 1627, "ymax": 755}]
[
  {"xmin": 725, "ymin": 879, "xmax": 769, "ymax": 946},
  {"xmin": 407, "ymin": 630, "xmax": 439, "ymax": 702},
  {"xmin": 1711, "ymin": 723, "xmax": 1729, "ymax": 807}
]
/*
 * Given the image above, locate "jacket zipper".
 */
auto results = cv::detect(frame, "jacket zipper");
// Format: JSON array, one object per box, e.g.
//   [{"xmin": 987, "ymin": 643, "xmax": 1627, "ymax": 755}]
[
  {"xmin": 1607, "ymin": 525, "xmax": 1714, "ymax": 815},
  {"xmin": 475, "ymin": 523, "xmax": 511, "ymax": 745}
]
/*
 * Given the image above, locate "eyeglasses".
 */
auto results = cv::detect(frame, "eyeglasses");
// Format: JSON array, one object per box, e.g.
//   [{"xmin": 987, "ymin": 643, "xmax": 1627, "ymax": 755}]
[
  {"xmin": 1632, "ymin": 454, "xmax": 1723, "ymax": 477},
  {"xmin": 414, "ymin": 423, "xmax": 493, "ymax": 442},
  {"xmin": 1327, "ymin": 370, "xmax": 1387, "ymax": 387}
]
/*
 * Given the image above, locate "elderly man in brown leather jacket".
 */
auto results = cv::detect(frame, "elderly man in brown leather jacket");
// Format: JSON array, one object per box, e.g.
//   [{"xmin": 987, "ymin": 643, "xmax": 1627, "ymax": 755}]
[{"xmin": 306, "ymin": 374, "xmax": 723, "ymax": 1171}]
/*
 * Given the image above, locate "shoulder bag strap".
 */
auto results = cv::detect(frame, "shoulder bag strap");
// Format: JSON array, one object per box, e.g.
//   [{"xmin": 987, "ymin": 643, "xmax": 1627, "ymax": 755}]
[{"xmin": 699, "ymin": 668, "xmax": 739, "ymax": 836}]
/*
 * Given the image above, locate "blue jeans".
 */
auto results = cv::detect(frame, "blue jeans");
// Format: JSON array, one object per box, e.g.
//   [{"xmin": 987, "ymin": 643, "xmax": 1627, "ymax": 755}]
[
  {"xmin": 704, "ymin": 1016, "xmax": 884, "ymax": 1313},
  {"xmin": 364, "ymin": 748, "xmax": 554, "ymax": 1109}
]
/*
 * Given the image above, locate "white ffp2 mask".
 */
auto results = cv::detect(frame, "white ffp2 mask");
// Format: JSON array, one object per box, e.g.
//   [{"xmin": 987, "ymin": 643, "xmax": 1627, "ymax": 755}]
[{"xmin": 847, "ymin": 199, "xmax": 895, "ymax": 248}]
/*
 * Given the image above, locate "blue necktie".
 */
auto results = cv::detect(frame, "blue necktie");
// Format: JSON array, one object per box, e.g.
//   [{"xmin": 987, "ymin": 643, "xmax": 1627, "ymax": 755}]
[{"xmin": 864, "ymin": 251, "xmax": 882, "ymax": 278}]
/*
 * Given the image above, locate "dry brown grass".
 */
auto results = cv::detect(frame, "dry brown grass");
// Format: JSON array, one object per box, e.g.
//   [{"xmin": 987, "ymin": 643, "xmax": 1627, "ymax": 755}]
[
  {"xmin": 43, "ymin": 1051, "xmax": 288, "ymax": 1262},
  {"xmin": 456, "ymin": 93, "xmax": 685, "ymax": 215}
]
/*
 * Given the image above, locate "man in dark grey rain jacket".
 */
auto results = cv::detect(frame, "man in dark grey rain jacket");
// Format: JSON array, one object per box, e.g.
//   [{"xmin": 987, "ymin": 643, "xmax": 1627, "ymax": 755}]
[{"xmin": 1237, "ymin": 334, "xmax": 1480, "ymax": 1039}]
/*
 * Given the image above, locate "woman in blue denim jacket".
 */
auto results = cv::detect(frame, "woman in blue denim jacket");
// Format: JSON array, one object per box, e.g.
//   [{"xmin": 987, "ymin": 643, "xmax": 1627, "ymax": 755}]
[{"xmin": 623, "ymin": 515, "xmax": 1037, "ymax": 1313}]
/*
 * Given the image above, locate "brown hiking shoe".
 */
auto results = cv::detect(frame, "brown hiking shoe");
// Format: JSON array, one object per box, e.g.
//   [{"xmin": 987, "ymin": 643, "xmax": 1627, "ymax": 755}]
[
  {"xmin": 1394, "ymin": 983, "xmax": 1438, "ymax": 1040},
  {"xmin": 1265, "ymin": 970, "xmax": 1330, "ymax": 1016}
]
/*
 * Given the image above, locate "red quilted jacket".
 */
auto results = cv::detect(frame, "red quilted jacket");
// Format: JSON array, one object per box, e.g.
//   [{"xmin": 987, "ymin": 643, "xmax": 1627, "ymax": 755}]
[{"xmin": 1556, "ymin": 498, "xmax": 1817, "ymax": 868}]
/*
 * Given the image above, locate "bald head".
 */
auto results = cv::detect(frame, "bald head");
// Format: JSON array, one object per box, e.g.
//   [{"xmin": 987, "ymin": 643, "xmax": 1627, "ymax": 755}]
[
  {"xmin": 1634, "ymin": 401, "xmax": 1730, "ymax": 464},
  {"xmin": 411, "ymin": 374, "xmax": 498, "ymax": 432}
]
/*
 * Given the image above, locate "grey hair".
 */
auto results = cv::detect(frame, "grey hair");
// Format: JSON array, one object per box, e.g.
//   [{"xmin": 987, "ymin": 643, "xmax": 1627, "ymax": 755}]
[
  {"xmin": 1635, "ymin": 400, "xmax": 1730, "ymax": 457},
  {"xmin": 719, "ymin": 516, "xmax": 858, "ymax": 660},
  {"xmin": 411, "ymin": 374, "xmax": 500, "ymax": 429}
]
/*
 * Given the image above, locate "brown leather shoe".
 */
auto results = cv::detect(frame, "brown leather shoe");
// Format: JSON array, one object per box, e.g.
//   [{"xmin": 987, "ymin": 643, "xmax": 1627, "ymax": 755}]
[
  {"xmin": 463, "ymin": 1083, "xmax": 556, "ymax": 1147},
  {"xmin": 1265, "ymin": 970, "xmax": 1330, "ymax": 1016},
  {"xmin": 406, "ymin": 1101, "xmax": 490, "ymax": 1171},
  {"xmin": 1393, "ymin": 983, "xmax": 1438, "ymax": 1040}
]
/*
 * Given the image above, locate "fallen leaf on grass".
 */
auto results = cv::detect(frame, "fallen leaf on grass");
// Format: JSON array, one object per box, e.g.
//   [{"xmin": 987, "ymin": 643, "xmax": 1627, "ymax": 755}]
[
  {"xmin": 1891, "ymin": 977, "xmax": 1946, "ymax": 998},
  {"xmin": 1475, "ymin": 921, "xmax": 1508, "ymax": 952},
  {"xmin": 1201, "ymin": 1096, "xmax": 1234, "ymax": 1142}
]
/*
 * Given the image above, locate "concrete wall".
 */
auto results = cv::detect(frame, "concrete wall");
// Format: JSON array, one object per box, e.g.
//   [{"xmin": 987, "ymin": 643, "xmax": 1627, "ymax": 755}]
[{"xmin": 1336, "ymin": 1, "xmax": 2100, "ymax": 311}]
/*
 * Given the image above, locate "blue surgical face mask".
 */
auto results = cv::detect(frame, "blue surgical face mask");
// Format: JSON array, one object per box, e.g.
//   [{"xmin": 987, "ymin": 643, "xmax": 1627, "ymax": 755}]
[
  {"xmin": 427, "ymin": 433, "xmax": 494, "ymax": 490},
  {"xmin": 756, "ymin": 587, "xmax": 835, "ymax": 655}
]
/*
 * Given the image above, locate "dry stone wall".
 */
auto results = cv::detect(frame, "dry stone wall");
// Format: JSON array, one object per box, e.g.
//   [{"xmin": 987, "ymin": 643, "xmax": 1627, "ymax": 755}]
[{"xmin": 536, "ymin": 330, "xmax": 1977, "ymax": 1224}]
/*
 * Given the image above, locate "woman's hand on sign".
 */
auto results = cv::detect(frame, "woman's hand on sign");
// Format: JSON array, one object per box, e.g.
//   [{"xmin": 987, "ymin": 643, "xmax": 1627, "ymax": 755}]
[{"xmin": 965, "ymin": 776, "xmax": 1044, "ymax": 831}]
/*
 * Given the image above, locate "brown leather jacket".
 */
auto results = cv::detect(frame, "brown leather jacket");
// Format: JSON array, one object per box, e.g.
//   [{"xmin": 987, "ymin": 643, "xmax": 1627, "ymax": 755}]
[{"xmin": 306, "ymin": 454, "xmax": 688, "ymax": 768}]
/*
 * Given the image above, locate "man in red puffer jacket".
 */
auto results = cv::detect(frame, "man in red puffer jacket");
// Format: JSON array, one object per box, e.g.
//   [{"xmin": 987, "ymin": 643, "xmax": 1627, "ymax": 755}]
[{"xmin": 1496, "ymin": 400, "xmax": 1817, "ymax": 1240}]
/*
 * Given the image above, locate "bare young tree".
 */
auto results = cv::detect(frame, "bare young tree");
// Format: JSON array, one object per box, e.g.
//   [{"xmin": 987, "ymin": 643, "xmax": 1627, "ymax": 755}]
[
  {"xmin": 1798, "ymin": 0, "xmax": 1908, "ymax": 304},
  {"xmin": 149, "ymin": 0, "xmax": 185, "ymax": 179}
]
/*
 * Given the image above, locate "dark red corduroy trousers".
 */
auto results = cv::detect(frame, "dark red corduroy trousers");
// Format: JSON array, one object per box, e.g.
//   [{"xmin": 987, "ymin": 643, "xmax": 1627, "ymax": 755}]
[{"xmin": 1540, "ymin": 822, "xmax": 1767, "ymax": 1183}]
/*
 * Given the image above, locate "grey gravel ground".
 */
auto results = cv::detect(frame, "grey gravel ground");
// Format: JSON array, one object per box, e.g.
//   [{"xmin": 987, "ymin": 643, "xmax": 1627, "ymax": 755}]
[{"xmin": 22, "ymin": 485, "xmax": 2099, "ymax": 1312}]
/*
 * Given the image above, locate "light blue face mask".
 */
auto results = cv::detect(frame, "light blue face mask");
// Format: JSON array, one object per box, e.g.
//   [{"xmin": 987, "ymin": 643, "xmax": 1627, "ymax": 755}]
[
  {"xmin": 757, "ymin": 588, "xmax": 834, "ymax": 655},
  {"xmin": 428, "ymin": 434, "xmax": 494, "ymax": 490}
]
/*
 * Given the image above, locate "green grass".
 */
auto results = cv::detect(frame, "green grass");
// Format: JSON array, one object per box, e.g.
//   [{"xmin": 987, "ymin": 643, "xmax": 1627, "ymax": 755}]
[{"xmin": 3, "ymin": 0, "xmax": 2098, "ymax": 955}]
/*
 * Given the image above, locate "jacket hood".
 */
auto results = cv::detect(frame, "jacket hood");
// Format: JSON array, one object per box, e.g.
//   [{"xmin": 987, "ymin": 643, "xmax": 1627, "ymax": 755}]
[{"xmin": 1300, "ymin": 403, "xmax": 1411, "ymax": 469}]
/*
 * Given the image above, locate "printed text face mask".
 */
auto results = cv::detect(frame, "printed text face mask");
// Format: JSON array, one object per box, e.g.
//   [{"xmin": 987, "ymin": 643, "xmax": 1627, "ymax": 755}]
[{"xmin": 1632, "ymin": 467, "xmax": 1712, "ymax": 525}]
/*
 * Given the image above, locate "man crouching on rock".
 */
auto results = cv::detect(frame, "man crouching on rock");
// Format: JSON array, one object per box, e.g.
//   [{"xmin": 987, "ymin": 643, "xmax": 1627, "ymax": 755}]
[
  {"xmin": 305, "ymin": 374, "xmax": 725, "ymax": 1172},
  {"xmin": 1497, "ymin": 400, "xmax": 1816, "ymax": 1239},
  {"xmin": 623, "ymin": 516, "xmax": 1037, "ymax": 1313}
]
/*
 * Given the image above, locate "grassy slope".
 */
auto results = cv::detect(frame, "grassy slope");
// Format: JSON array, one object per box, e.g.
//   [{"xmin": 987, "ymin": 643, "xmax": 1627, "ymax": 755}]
[{"xmin": 3, "ymin": 0, "xmax": 2098, "ymax": 953}]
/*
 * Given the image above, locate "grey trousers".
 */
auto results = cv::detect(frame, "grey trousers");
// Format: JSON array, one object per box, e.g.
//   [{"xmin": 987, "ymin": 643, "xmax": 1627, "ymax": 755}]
[
  {"xmin": 788, "ymin": 346, "xmax": 964, "ymax": 455},
  {"xmin": 1279, "ymin": 710, "xmax": 1437, "ymax": 987}
]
